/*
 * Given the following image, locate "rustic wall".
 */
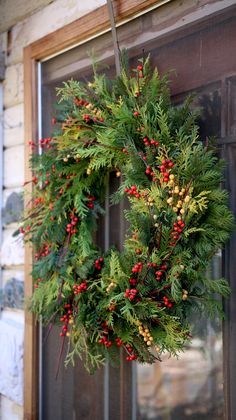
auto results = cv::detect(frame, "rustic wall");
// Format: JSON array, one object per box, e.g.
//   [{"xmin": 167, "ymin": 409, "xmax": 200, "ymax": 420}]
[{"xmin": 0, "ymin": 1, "xmax": 105, "ymax": 419}]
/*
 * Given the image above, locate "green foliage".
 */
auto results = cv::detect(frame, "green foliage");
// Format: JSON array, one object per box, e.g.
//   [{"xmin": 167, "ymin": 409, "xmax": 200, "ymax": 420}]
[{"xmin": 18, "ymin": 56, "xmax": 234, "ymax": 373}]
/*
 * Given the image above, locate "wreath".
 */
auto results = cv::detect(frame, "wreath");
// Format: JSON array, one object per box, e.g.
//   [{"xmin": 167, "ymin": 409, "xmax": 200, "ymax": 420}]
[{"xmin": 18, "ymin": 57, "xmax": 234, "ymax": 373}]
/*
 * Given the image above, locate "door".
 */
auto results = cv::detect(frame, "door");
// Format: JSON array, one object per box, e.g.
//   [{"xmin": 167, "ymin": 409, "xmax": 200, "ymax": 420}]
[{"xmin": 39, "ymin": 7, "xmax": 236, "ymax": 419}]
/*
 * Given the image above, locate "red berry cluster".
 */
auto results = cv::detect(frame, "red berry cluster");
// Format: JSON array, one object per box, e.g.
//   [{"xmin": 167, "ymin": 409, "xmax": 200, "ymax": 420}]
[
  {"xmin": 122, "ymin": 147, "xmax": 129, "ymax": 155},
  {"xmin": 19, "ymin": 225, "xmax": 31, "ymax": 235},
  {"xmin": 124, "ymin": 185, "xmax": 141, "ymax": 199},
  {"xmin": 34, "ymin": 196, "xmax": 44, "ymax": 206},
  {"xmin": 87, "ymin": 195, "xmax": 96, "ymax": 209},
  {"xmin": 83, "ymin": 114, "xmax": 91, "ymax": 123},
  {"xmin": 147, "ymin": 262, "xmax": 157, "ymax": 268},
  {"xmin": 59, "ymin": 303, "xmax": 72, "ymax": 337},
  {"xmin": 129, "ymin": 277, "xmax": 137, "ymax": 286},
  {"xmin": 34, "ymin": 277, "xmax": 42, "ymax": 289},
  {"xmin": 28, "ymin": 140, "xmax": 36, "ymax": 149},
  {"xmin": 145, "ymin": 165, "xmax": 157, "ymax": 181},
  {"xmin": 124, "ymin": 288, "xmax": 138, "ymax": 300},
  {"xmin": 95, "ymin": 257, "xmax": 104, "ymax": 270},
  {"xmin": 143, "ymin": 137, "xmax": 159, "ymax": 147},
  {"xmin": 126, "ymin": 345, "xmax": 137, "ymax": 361},
  {"xmin": 98, "ymin": 322, "xmax": 112, "ymax": 347},
  {"xmin": 159, "ymin": 159, "xmax": 174, "ymax": 182},
  {"xmin": 73, "ymin": 97, "xmax": 104, "ymax": 124},
  {"xmin": 163, "ymin": 295, "xmax": 173, "ymax": 308},
  {"xmin": 66, "ymin": 212, "xmax": 79, "ymax": 235},
  {"xmin": 32, "ymin": 176, "xmax": 38, "ymax": 185},
  {"xmin": 132, "ymin": 262, "xmax": 143, "ymax": 273},
  {"xmin": 155, "ymin": 263, "xmax": 168, "ymax": 281},
  {"xmin": 98, "ymin": 335, "xmax": 112, "ymax": 347},
  {"xmin": 73, "ymin": 281, "xmax": 87, "ymax": 295},
  {"xmin": 169, "ymin": 220, "xmax": 185, "ymax": 246},
  {"xmin": 39, "ymin": 137, "xmax": 52, "ymax": 149},
  {"xmin": 35, "ymin": 243, "xmax": 50, "ymax": 260},
  {"xmin": 115, "ymin": 337, "xmax": 123, "ymax": 347},
  {"xmin": 74, "ymin": 97, "xmax": 86, "ymax": 107}
]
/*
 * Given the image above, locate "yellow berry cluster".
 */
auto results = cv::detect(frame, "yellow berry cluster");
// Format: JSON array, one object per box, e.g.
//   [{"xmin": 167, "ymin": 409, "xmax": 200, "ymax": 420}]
[
  {"xmin": 137, "ymin": 321, "xmax": 154, "ymax": 346},
  {"xmin": 106, "ymin": 281, "xmax": 116, "ymax": 293},
  {"xmin": 63, "ymin": 154, "xmax": 71, "ymax": 162},
  {"xmin": 166, "ymin": 178, "xmax": 191, "ymax": 216},
  {"xmin": 66, "ymin": 317, "xmax": 74, "ymax": 337},
  {"xmin": 146, "ymin": 197, "xmax": 154, "ymax": 207},
  {"xmin": 182, "ymin": 289, "xmax": 188, "ymax": 300}
]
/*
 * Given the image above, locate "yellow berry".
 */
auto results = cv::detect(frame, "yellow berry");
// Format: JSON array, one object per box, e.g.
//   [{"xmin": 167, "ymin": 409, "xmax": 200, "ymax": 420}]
[
  {"xmin": 116, "ymin": 171, "xmax": 121, "ymax": 177},
  {"xmin": 184, "ymin": 195, "xmax": 190, "ymax": 203},
  {"xmin": 69, "ymin": 319, "xmax": 73, "ymax": 325},
  {"xmin": 180, "ymin": 208, "xmax": 185, "ymax": 215},
  {"xmin": 86, "ymin": 168, "xmax": 92, "ymax": 175},
  {"xmin": 147, "ymin": 341, "xmax": 152, "ymax": 346},
  {"xmin": 66, "ymin": 332, "xmax": 70, "ymax": 337},
  {"xmin": 173, "ymin": 207, "xmax": 178, "ymax": 212},
  {"xmin": 182, "ymin": 294, "xmax": 188, "ymax": 301},
  {"xmin": 167, "ymin": 197, "xmax": 173, "ymax": 204},
  {"xmin": 155, "ymin": 345, "xmax": 161, "ymax": 352},
  {"xmin": 169, "ymin": 174, "xmax": 175, "ymax": 180},
  {"xmin": 63, "ymin": 157, "xmax": 68, "ymax": 162}
]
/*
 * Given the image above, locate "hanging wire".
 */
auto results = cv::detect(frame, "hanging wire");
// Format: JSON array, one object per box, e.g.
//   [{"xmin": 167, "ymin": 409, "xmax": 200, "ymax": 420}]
[{"xmin": 106, "ymin": 0, "xmax": 121, "ymax": 76}]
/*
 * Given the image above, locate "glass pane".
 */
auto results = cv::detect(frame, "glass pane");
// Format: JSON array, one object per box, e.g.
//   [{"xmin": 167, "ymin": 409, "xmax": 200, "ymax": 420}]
[
  {"xmin": 137, "ymin": 253, "xmax": 223, "ymax": 420},
  {"xmin": 228, "ymin": 76, "xmax": 236, "ymax": 136}
]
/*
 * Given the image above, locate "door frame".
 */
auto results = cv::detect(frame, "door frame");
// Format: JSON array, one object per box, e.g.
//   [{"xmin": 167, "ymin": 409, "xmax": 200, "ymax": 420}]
[{"xmin": 23, "ymin": 1, "xmax": 236, "ymax": 418}]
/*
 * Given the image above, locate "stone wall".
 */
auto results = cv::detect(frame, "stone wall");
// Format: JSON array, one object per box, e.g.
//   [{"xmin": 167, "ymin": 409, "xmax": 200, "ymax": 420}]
[{"xmin": 0, "ymin": 1, "xmax": 105, "ymax": 419}]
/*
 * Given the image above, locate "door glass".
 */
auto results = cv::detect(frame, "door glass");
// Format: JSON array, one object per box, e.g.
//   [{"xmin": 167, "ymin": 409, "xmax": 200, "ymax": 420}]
[{"xmin": 137, "ymin": 253, "xmax": 223, "ymax": 420}]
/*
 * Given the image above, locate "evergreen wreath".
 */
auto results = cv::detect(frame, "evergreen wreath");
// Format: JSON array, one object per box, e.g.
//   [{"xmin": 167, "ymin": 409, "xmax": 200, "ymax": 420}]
[{"xmin": 18, "ymin": 57, "xmax": 234, "ymax": 373}]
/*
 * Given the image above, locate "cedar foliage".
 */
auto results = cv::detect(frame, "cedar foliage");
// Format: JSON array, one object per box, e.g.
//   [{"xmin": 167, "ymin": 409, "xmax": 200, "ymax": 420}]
[{"xmin": 17, "ymin": 57, "xmax": 234, "ymax": 373}]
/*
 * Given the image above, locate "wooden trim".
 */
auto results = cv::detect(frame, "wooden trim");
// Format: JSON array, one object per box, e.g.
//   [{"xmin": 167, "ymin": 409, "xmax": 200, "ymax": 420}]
[
  {"xmin": 27, "ymin": 0, "xmax": 170, "ymax": 60},
  {"xmin": 24, "ymin": 46, "xmax": 39, "ymax": 420}
]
